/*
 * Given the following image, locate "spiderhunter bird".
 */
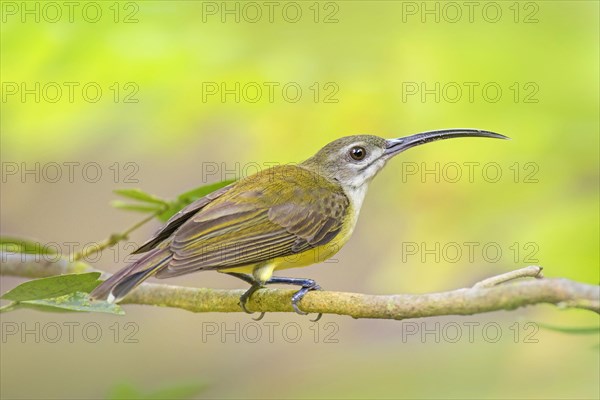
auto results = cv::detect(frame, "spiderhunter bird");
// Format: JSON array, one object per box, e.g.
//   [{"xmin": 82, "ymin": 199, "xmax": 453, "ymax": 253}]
[{"xmin": 91, "ymin": 129, "xmax": 507, "ymax": 318}]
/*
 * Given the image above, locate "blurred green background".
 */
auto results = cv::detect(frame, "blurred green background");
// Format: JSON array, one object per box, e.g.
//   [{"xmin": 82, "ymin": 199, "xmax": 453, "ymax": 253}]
[{"xmin": 1, "ymin": 1, "xmax": 598, "ymax": 399}]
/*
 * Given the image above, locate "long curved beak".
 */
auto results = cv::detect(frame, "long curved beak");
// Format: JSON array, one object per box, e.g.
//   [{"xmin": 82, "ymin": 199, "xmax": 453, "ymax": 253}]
[{"xmin": 384, "ymin": 129, "xmax": 509, "ymax": 157}]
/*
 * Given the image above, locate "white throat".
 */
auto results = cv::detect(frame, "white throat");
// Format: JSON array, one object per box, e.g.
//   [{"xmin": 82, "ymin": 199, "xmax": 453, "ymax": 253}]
[{"xmin": 342, "ymin": 183, "xmax": 369, "ymax": 216}]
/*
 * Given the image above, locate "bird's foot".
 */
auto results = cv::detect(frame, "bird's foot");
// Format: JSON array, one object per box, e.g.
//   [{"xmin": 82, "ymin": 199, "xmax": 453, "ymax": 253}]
[
  {"xmin": 228, "ymin": 273, "xmax": 323, "ymax": 321},
  {"xmin": 290, "ymin": 280, "xmax": 322, "ymax": 321},
  {"xmin": 239, "ymin": 283, "xmax": 265, "ymax": 321}
]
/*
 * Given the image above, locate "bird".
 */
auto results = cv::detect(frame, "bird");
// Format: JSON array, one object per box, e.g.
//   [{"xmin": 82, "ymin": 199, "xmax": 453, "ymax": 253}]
[{"xmin": 90, "ymin": 128, "xmax": 508, "ymax": 318}]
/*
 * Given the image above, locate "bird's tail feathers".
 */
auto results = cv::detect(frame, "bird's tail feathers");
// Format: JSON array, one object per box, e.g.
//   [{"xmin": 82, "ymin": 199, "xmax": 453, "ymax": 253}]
[{"xmin": 89, "ymin": 247, "xmax": 172, "ymax": 303}]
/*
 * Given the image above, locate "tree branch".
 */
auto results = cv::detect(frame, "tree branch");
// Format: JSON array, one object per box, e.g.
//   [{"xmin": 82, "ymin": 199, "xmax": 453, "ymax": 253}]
[
  {"xmin": 1, "ymin": 254, "xmax": 598, "ymax": 319},
  {"xmin": 0, "ymin": 253, "xmax": 90, "ymax": 278}
]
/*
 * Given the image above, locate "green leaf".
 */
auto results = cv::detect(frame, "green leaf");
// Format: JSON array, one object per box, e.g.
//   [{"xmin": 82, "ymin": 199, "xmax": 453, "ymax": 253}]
[
  {"xmin": 157, "ymin": 180, "xmax": 235, "ymax": 222},
  {"xmin": 114, "ymin": 189, "xmax": 169, "ymax": 205},
  {"xmin": 156, "ymin": 201, "xmax": 186, "ymax": 222},
  {"xmin": 111, "ymin": 201, "xmax": 166, "ymax": 214},
  {"xmin": 108, "ymin": 382, "xmax": 206, "ymax": 400},
  {"xmin": 1, "ymin": 272, "xmax": 101, "ymax": 301},
  {"xmin": 0, "ymin": 302, "xmax": 18, "ymax": 313},
  {"xmin": 0, "ymin": 236, "xmax": 59, "ymax": 255},
  {"xmin": 21, "ymin": 292, "xmax": 124, "ymax": 315},
  {"xmin": 176, "ymin": 180, "xmax": 235, "ymax": 202},
  {"xmin": 537, "ymin": 323, "xmax": 600, "ymax": 335}
]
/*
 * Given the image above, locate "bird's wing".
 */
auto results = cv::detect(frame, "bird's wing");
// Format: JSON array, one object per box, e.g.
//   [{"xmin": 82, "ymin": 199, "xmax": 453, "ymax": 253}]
[
  {"xmin": 132, "ymin": 183, "xmax": 234, "ymax": 254},
  {"xmin": 156, "ymin": 167, "xmax": 349, "ymax": 277}
]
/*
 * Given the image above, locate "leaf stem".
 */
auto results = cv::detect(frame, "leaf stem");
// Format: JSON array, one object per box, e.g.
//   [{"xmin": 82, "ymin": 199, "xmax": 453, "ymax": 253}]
[
  {"xmin": 70, "ymin": 209, "xmax": 164, "ymax": 262},
  {"xmin": 0, "ymin": 302, "xmax": 18, "ymax": 313}
]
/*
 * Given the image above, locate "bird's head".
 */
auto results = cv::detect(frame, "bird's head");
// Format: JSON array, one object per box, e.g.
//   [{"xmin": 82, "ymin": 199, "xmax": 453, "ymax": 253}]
[{"xmin": 301, "ymin": 129, "xmax": 508, "ymax": 190}]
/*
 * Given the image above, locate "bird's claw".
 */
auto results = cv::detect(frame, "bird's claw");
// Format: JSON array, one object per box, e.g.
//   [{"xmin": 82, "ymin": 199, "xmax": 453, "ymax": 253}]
[
  {"xmin": 239, "ymin": 284, "xmax": 264, "ymax": 320},
  {"xmin": 291, "ymin": 282, "xmax": 322, "ymax": 321},
  {"xmin": 252, "ymin": 312, "xmax": 266, "ymax": 321}
]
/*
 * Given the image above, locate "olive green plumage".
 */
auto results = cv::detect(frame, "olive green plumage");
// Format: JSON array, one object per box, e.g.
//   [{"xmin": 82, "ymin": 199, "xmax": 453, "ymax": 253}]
[{"xmin": 157, "ymin": 165, "xmax": 350, "ymax": 275}]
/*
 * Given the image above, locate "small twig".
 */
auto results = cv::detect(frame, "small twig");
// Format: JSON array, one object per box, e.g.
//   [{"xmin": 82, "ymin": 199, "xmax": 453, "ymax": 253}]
[
  {"xmin": 473, "ymin": 265, "xmax": 544, "ymax": 288},
  {"xmin": 70, "ymin": 210, "xmax": 162, "ymax": 262}
]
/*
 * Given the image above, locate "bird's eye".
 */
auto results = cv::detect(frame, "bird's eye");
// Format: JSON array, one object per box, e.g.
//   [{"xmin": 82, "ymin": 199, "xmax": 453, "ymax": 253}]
[{"xmin": 349, "ymin": 146, "xmax": 367, "ymax": 161}]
